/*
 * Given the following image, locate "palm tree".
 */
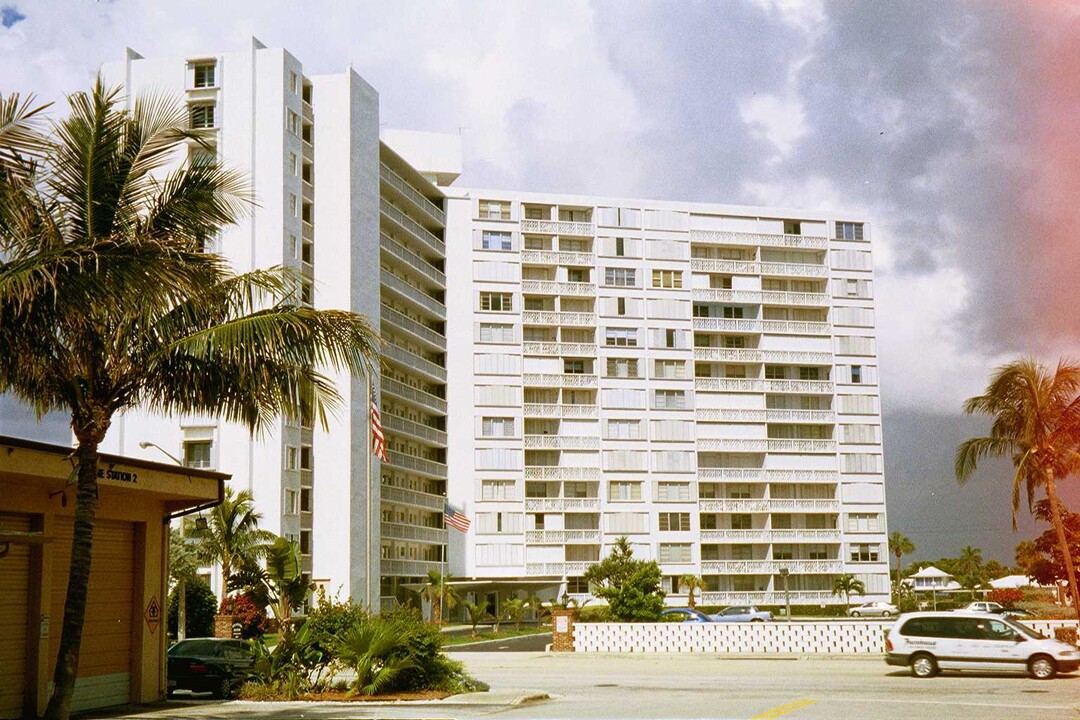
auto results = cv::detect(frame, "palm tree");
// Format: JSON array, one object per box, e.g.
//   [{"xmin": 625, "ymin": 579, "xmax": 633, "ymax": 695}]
[
  {"xmin": 888, "ymin": 532, "xmax": 915, "ymax": 599},
  {"xmin": 193, "ymin": 486, "xmax": 276, "ymax": 601},
  {"xmin": 232, "ymin": 536, "xmax": 311, "ymax": 636},
  {"xmin": 501, "ymin": 597, "xmax": 527, "ymax": 631},
  {"xmin": 0, "ymin": 81, "xmax": 379, "ymax": 719},
  {"xmin": 956, "ymin": 358, "xmax": 1080, "ymax": 618},
  {"xmin": 462, "ymin": 599, "xmax": 492, "ymax": 637},
  {"xmin": 335, "ymin": 622, "xmax": 417, "ymax": 696},
  {"xmin": 678, "ymin": 574, "xmax": 706, "ymax": 609},
  {"xmin": 421, "ymin": 570, "xmax": 460, "ymax": 624},
  {"xmin": 832, "ymin": 573, "xmax": 865, "ymax": 612}
]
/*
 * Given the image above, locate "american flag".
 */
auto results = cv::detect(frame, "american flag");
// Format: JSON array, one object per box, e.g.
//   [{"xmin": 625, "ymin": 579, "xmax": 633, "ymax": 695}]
[
  {"xmin": 370, "ymin": 391, "xmax": 388, "ymax": 462},
  {"xmin": 444, "ymin": 503, "xmax": 471, "ymax": 532}
]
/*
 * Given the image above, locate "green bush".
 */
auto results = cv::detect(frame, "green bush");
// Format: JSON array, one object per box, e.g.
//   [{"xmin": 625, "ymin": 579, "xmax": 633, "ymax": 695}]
[
  {"xmin": 167, "ymin": 579, "xmax": 216, "ymax": 639},
  {"xmin": 305, "ymin": 594, "xmax": 369, "ymax": 656},
  {"xmin": 373, "ymin": 607, "xmax": 488, "ymax": 694},
  {"xmin": 577, "ymin": 606, "xmax": 611, "ymax": 623}
]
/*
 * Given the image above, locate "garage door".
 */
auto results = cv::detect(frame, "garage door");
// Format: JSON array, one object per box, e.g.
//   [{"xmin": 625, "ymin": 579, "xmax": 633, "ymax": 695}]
[
  {"xmin": 50, "ymin": 518, "xmax": 134, "ymax": 712},
  {"xmin": 0, "ymin": 514, "xmax": 31, "ymax": 720}
]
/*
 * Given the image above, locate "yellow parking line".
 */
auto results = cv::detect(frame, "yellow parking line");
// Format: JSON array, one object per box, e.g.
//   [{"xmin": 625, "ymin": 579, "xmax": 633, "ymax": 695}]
[{"xmin": 750, "ymin": 698, "xmax": 817, "ymax": 719}]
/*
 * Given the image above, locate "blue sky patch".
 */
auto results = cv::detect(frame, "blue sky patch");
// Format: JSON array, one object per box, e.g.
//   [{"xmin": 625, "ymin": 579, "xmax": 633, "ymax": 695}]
[{"xmin": 1, "ymin": 6, "xmax": 25, "ymax": 28}]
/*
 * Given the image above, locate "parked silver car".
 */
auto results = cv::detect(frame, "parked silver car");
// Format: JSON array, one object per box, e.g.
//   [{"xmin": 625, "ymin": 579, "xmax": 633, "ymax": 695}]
[{"xmin": 848, "ymin": 601, "xmax": 899, "ymax": 618}]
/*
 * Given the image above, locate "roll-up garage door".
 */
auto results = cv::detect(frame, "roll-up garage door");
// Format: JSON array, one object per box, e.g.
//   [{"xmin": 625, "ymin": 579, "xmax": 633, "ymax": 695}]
[
  {"xmin": 50, "ymin": 518, "xmax": 134, "ymax": 712},
  {"xmin": 0, "ymin": 514, "xmax": 31, "ymax": 719}
]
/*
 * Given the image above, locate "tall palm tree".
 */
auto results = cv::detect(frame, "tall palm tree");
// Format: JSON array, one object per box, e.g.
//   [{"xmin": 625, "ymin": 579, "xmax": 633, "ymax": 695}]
[
  {"xmin": 956, "ymin": 358, "xmax": 1080, "ymax": 618},
  {"xmin": 421, "ymin": 570, "xmax": 460, "ymax": 624},
  {"xmin": 0, "ymin": 81, "xmax": 379, "ymax": 719},
  {"xmin": 678, "ymin": 574, "xmax": 706, "ymax": 609},
  {"xmin": 887, "ymin": 532, "xmax": 914, "ymax": 596},
  {"xmin": 832, "ymin": 573, "xmax": 865, "ymax": 612},
  {"xmin": 193, "ymin": 486, "xmax": 275, "ymax": 601}
]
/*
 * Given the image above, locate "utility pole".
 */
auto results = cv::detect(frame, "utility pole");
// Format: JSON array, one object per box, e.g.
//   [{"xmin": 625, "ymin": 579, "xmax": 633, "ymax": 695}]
[{"xmin": 779, "ymin": 568, "xmax": 791, "ymax": 622}]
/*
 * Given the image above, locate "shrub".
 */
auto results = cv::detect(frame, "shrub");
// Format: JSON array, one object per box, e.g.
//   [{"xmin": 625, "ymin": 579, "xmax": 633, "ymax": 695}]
[
  {"xmin": 220, "ymin": 593, "xmax": 269, "ymax": 639},
  {"xmin": 987, "ymin": 588, "xmax": 1024, "ymax": 607},
  {"xmin": 306, "ymin": 593, "xmax": 369, "ymax": 656},
  {"xmin": 167, "ymin": 579, "xmax": 216, "ymax": 639},
  {"xmin": 577, "ymin": 606, "xmax": 611, "ymax": 623},
  {"xmin": 376, "ymin": 607, "xmax": 488, "ymax": 694},
  {"xmin": 584, "ymin": 537, "xmax": 665, "ymax": 622},
  {"xmin": 237, "ymin": 619, "xmax": 328, "ymax": 699}
]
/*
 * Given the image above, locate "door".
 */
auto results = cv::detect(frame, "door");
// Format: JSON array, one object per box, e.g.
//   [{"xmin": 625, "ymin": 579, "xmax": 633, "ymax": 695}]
[{"xmin": 0, "ymin": 514, "xmax": 31, "ymax": 720}]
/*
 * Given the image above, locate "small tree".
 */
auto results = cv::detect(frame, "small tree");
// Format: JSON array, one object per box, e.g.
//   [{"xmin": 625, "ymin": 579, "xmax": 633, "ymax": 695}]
[
  {"xmin": 219, "ymin": 593, "xmax": 269, "ymax": 639},
  {"xmin": 461, "ymin": 600, "xmax": 491, "ymax": 637},
  {"xmin": 422, "ymin": 571, "xmax": 460, "ymax": 624},
  {"xmin": 888, "ymin": 532, "xmax": 915, "ymax": 600},
  {"xmin": 832, "ymin": 573, "xmax": 865, "ymax": 611},
  {"xmin": 584, "ymin": 536, "xmax": 666, "ymax": 622},
  {"xmin": 193, "ymin": 487, "xmax": 275, "ymax": 602},
  {"xmin": 167, "ymin": 579, "xmax": 216, "ymax": 639},
  {"xmin": 987, "ymin": 588, "xmax": 1024, "ymax": 608},
  {"xmin": 232, "ymin": 536, "xmax": 311, "ymax": 638},
  {"xmin": 678, "ymin": 574, "xmax": 706, "ymax": 609},
  {"xmin": 501, "ymin": 597, "xmax": 527, "ymax": 631}
]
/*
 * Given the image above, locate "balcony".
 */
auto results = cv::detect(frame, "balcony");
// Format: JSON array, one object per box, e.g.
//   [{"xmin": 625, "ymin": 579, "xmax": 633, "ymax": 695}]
[
  {"xmin": 381, "ymin": 305, "xmax": 446, "ymax": 351},
  {"xmin": 525, "ymin": 529, "xmax": 602, "ymax": 544},
  {"xmin": 523, "ymin": 342, "xmax": 597, "ymax": 357},
  {"xmin": 769, "ymin": 529, "xmax": 843, "ymax": 542},
  {"xmin": 381, "ymin": 273, "xmax": 446, "ymax": 318},
  {"xmin": 520, "ymin": 218, "xmax": 595, "ymax": 236},
  {"xmin": 381, "ymin": 413, "xmax": 448, "ymax": 447},
  {"xmin": 382, "ymin": 377, "xmax": 447, "ymax": 414},
  {"xmin": 380, "ymin": 483, "xmax": 445, "ymax": 511},
  {"xmin": 758, "ymin": 349, "xmax": 833, "ymax": 364},
  {"xmin": 521, "ymin": 249, "xmax": 595, "ymax": 266},
  {"xmin": 692, "ymin": 318, "xmax": 762, "ymax": 333},
  {"xmin": 698, "ymin": 498, "xmax": 771, "ymax": 513},
  {"xmin": 379, "ymin": 200, "xmax": 445, "ymax": 256},
  {"xmin": 383, "ymin": 343, "xmax": 446, "ymax": 383},
  {"xmin": 524, "ymin": 435, "xmax": 601, "ymax": 450},
  {"xmin": 695, "ymin": 408, "xmax": 767, "ymax": 423},
  {"xmin": 760, "ymin": 320, "xmax": 831, "ymax": 335},
  {"xmin": 689, "ymin": 230, "xmax": 829, "ymax": 250},
  {"xmin": 696, "ymin": 468, "xmax": 839, "ymax": 483},
  {"xmin": 379, "ymin": 162, "xmax": 445, "ymax": 226},
  {"xmin": 384, "ymin": 451, "xmax": 447, "ymax": 479},
  {"xmin": 380, "ymin": 521, "xmax": 447, "ymax": 544},
  {"xmin": 700, "ymin": 529, "xmax": 771, "ymax": 543},
  {"xmin": 759, "ymin": 262, "xmax": 828, "ymax": 279},
  {"xmin": 698, "ymin": 498, "xmax": 840, "ymax": 513},
  {"xmin": 694, "ymin": 378, "xmax": 765, "ymax": 392},
  {"xmin": 379, "ymin": 233, "xmax": 445, "ymax": 287},
  {"xmin": 766, "ymin": 439, "xmax": 837, "ymax": 454},
  {"xmin": 691, "ymin": 288, "xmax": 764, "ymax": 304},
  {"xmin": 690, "ymin": 258, "xmax": 760, "ymax": 274},
  {"xmin": 382, "ymin": 559, "xmax": 445, "ymax": 577},
  {"xmin": 700, "ymin": 560, "xmax": 844, "ymax": 574},
  {"xmin": 524, "ymin": 497, "xmax": 602, "ymax": 512},
  {"xmin": 521, "ymin": 311, "xmax": 596, "ymax": 327},
  {"xmin": 525, "ymin": 561, "xmax": 596, "ymax": 576},
  {"xmin": 523, "ymin": 466, "xmax": 601, "ymax": 480},
  {"xmin": 522, "ymin": 372, "xmax": 598, "ymax": 388},
  {"xmin": 764, "ymin": 409, "xmax": 836, "ymax": 423},
  {"xmin": 693, "ymin": 348, "xmax": 763, "ymax": 363},
  {"xmin": 700, "ymin": 590, "xmax": 836, "ymax": 605},
  {"xmin": 521, "ymin": 280, "xmax": 596, "ymax": 296},
  {"xmin": 762, "ymin": 380, "xmax": 833, "ymax": 394},
  {"xmin": 522, "ymin": 403, "xmax": 599, "ymax": 418},
  {"xmin": 697, "ymin": 438, "xmax": 768, "ymax": 453},
  {"xmin": 760, "ymin": 290, "xmax": 830, "ymax": 307}
]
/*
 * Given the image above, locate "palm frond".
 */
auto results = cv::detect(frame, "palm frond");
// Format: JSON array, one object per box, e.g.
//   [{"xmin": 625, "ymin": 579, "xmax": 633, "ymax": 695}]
[
  {"xmin": 954, "ymin": 436, "xmax": 1014, "ymax": 483},
  {"xmin": 0, "ymin": 92, "xmax": 50, "ymax": 165}
]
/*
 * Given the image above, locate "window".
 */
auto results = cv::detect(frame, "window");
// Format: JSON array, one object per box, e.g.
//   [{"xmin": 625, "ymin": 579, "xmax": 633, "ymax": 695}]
[
  {"xmin": 192, "ymin": 62, "xmax": 216, "ymax": 88},
  {"xmin": 285, "ymin": 446, "xmax": 298, "ymax": 470},
  {"xmin": 189, "ymin": 104, "xmax": 215, "ymax": 129},
  {"xmin": 617, "ymin": 297, "xmax": 626, "ymax": 315},
  {"xmin": 783, "ymin": 220, "xmax": 802, "ymax": 235},
  {"xmin": 300, "ymin": 445, "xmax": 313, "ymax": 470},
  {"xmin": 654, "ymin": 359, "xmax": 685, "ymax": 379},
  {"xmin": 692, "ymin": 305, "xmax": 710, "ymax": 318},
  {"xmin": 533, "ymin": 513, "xmax": 546, "ymax": 529},
  {"xmin": 299, "ymin": 530, "xmax": 311, "ymax": 554},
  {"xmin": 605, "ymin": 267, "xmax": 636, "ymax": 287},
  {"xmin": 566, "ymin": 576, "xmax": 590, "ymax": 594},
  {"xmin": 287, "ymin": 109, "xmax": 300, "ymax": 135},
  {"xmin": 479, "ymin": 292, "xmax": 513, "ymax": 312},
  {"xmin": 609, "ymin": 481, "xmax": 643, "ymax": 501},
  {"xmin": 606, "ymin": 419, "xmax": 642, "ymax": 440},
  {"xmin": 606, "ymin": 357, "xmax": 639, "ymax": 378},
  {"xmin": 772, "ymin": 513, "xmax": 792, "ymax": 529},
  {"xmin": 658, "ymin": 543, "xmax": 692, "ymax": 563},
  {"xmin": 722, "ymin": 306, "xmax": 744, "ymax": 319},
  {"xmin": 290, "ymin": 194, "xmax": 298, "ymax": 218},
  {"xmin": 481, "ymin": 230, "xmax": 513, "ymax": 251},
  {"xmin": 615, "ymin": 237, "xmax": 625, "ymax": 256},
  {"xmin": 664, "ymin": 329, "xmax": 677, "ymax": 348},
  {"xmin": 285, "ymin": 489, "xmax": 299, "ymax": 514},
  {"xmin": 846, "ymin": 279, "xmax": 860, "ymax": 296},
  {"xmin": 850, "ymin": 543, "xmax": 880, "ymax": 562},
  {"xmin": 836, "ymin": 222, "xmax": 865, "ymax": 240},
  {"xmin": 479, "ymin": 323, "xmax": 515, "ymax": 343},
  {"xmin": 658, "ymin": 512, "xmax": 691, "ymax": 531},
  {"xmin": 290, "ymin": 71, "xmax": 299, "ymax": 94},
  {"xmin": 847, "ymin": 513, "xmax": 880, "ymax": 533},
  {"xmin": 481, "ymin": 417, "xmax": 515, "ymax": 437},
  {"xmin": 479, "ymin": 200, "xmax": 511, "ymax": 220},
  {"xmin": 773, "ymin": 544, "xmax": 794, "ymax": 560},
  {"xmin": 183, "ymin": 441, "xmax": 212, "ymax": 469},
  {"xmin": 656, "ymin": 482, "xmax": 691, "ymax": 502},
  {"xmin": 850, "ymin": 365, "xmax": 862, "ymax": 383},
  {"xmin": 605, "ymin": 327, "xmax": 637, "ymax": 347},
  {"xmin": 481, "ymin": 479, "xmax": 517, "ymax": 500},
  {"xmin": 731, "ymin": 514, "xmax": 752, "ymax": 530},
  {"xmin": 654, "ymin": 389, "xmax": 686, "ymax": 410},
  {"xmin": 799, "ymin": 367, "xmax": 821, "ymax": 381},
  {"xmin": 300, "ymin": 488, "xmax": 312, "ymax": 512},
  {"xmin": 652, "ymin": 269, "xmax": 683, "ymax": 289}
]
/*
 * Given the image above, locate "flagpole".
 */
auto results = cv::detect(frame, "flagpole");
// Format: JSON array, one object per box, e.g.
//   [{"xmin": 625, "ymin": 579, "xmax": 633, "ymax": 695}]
[{"xmin": 366, "ymin": 380, "xmax": 373, "ymax": 612}]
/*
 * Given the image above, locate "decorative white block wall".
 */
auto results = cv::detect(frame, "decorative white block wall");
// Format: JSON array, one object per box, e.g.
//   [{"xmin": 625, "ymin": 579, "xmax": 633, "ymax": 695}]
[{"xmin": 572, "ymin": 620, "xmax": 1080, "ymax": 654}]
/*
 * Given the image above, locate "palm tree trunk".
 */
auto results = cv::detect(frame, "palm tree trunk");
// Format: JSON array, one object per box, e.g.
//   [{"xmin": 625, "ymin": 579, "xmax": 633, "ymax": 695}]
[
  {"xmin": 1044, "ymin": 476, "xmax": 1080, "ymax": 620},
  {"xmin": 44, "ymin": 438, "xmax": 101, "ymax": 720}
]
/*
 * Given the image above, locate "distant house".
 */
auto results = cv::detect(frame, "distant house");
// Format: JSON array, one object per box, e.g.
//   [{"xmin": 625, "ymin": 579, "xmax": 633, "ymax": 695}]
[
  {"xmin": 906, "ymin": 566, "xmax": 961, "ymax": 592},
  {"xmin": 989, "ymin": 575, "xmax": 1035, "ymax": 590}
]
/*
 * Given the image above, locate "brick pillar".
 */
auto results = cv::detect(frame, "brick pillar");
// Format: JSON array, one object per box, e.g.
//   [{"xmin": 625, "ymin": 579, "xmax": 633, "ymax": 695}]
[
  {"xmin": 551, "ymin": 609, "xmax": 578, "ymax": 652},
  {"xmin": 214, "ymin": 614, "xmax": 235, "ymax": 639}
]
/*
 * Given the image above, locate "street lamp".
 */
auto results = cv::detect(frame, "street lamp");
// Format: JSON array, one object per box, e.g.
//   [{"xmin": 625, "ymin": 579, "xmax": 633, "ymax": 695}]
[
  {"xmin": 779, "ymin": 568, "xmax": 791, "ymax": 622},
  {"xmin": 139, "ymin": 441, "xmax": 183, "ymax": 466}
]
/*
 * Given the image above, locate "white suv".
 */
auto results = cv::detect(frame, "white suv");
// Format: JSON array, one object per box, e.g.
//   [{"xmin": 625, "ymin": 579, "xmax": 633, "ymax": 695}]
[
  {"xmin": 886, "ymin": 612, "xmax": 1079, "ymax": 679},
  {"xmin": 962, "ymin": 601, "xmax": 1004, "ymax": 613}
]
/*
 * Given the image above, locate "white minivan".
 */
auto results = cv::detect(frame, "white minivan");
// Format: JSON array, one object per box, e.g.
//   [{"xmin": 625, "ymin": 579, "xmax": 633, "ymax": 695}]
[{"xmin": 885, "ymin": 612, "xmax": 1079, "ymax": 679}]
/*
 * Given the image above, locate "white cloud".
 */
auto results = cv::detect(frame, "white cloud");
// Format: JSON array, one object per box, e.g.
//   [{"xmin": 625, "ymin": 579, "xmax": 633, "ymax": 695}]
[
  {"xmin": 747, "ymin": 0, "xmax": 827, "ymax": 33},
  {"xmin": 738, "ymin": 92, "xmax": 808, "ymax": 161}
]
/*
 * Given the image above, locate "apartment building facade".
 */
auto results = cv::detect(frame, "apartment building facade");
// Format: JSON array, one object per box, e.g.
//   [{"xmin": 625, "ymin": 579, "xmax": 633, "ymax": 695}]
[
  {"xmin": 442, "ymin": 191, "xmax": 891, "ymax": 606},
  {"xmin": 99, "ymin": 40, "xmax": 450, "ymax": 608}
]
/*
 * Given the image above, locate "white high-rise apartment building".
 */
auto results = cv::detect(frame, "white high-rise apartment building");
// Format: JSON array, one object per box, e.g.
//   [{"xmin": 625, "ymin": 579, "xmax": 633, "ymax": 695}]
[
  {"xmin": 100, "ymin": 40, "xmax": 451, "ymax": 607},
  {"xmin": 439, "ymin": 190, "xmax": 891, "ymax": 606}
]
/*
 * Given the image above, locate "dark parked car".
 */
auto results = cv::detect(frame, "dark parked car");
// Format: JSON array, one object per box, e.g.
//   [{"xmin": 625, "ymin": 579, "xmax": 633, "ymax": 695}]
[
  {"xmin": 994, "ymin": 607, "xmax": 1036, "ymax": 621},
  {"xmin": 660, "ymin": 608, "xmax": 714, "ymax": 623},
  {"xmin": 167, "ymin": 638, "xmax": 255, "ymax": 698}
]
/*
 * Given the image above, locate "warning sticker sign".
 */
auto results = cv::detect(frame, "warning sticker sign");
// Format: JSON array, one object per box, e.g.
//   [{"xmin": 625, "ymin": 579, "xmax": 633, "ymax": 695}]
[{"xmin": 145, "ymin": 596, "xmax": 161, "ymax": 634}]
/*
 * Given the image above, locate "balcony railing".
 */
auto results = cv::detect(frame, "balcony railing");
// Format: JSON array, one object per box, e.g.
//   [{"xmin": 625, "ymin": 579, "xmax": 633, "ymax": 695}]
[
  {"xmin": 698, "ymin": 498, "xmax": 771, "ymax": 513},
  {"xmin": 689, "ymin": 230, "xmax": 828, "ymax": 250},
  {"xmin": 525, "ymin": 529, "xmax": 602, "ymax": 544},
  {"xmin": 693, "ymin": 348, "xmax": 764, "ymax": 363},
  {"xmin": 764, "ymin": 409, "xmax": 836, "ymax": 423},
  {"xmin": 381, "ymin": 413, "xmax": 448, "ymax": 446},
  {"xmin": 520, "ymin": 249, "xmax": 595, "ymax": 266},
  {"xmin": 380, "ymin": 521, "xmax": 447, "ymax": 544},
  {"xmin": 379, "ymin": 233, "xmax": 445, "ymax": 287},
  {"xmin": 380, "ymin": 483, "xmax": 445, "ymax": 511},
  {"xmin": 699, "ymin": 560, "xmax": 844, "ymax": 574},
  {"xmin": 379, "ymin": 163, "xmax": 445, "ymax": 225},
  {"xmin": 699, "ymin": 590, "xmax": 837, "ymax": 605},
  {"xmin": 384, "ymin": 450, "xmax": 447, "ymax": 479},
  {"xmin": 382, "ymin": 378, "xmax": 447, "ymax": 414},
  {"xmin": 522, "ymin": 373, "xmax": 598, "ymax": 388},
  {"xmin": 766, "ymin": 439, "xmax": 837, "ymax": 454},
  {"xmin": 769, "ymin": 529, "xmax": 843, "ymax": 542},
  {"xmin": 696, "ymin": 468, "xmax": 839, "ymax": 483},
  {"xmin": 381, "ymin": 305, "xmax": 446, "ymax": 351},
  {"xmin": 521, "ymin": 280, "xmax": 596, "ymax": 296},
  {"xmin": 760, "ymin": 290, "xmax": 830, "ymax": 307},
  {"xmin": 695, "ymin": 408, "xmax": 767, "ymax": 423},
  {"xmin": 759, "ymin": 349, "xmax": 833, "ymax": 364},
  {"xmin": 382, "ymin": 559, "xmax": 445, "ymax": 577},
  {"xmin": 697, "ymin": 438, "xmax": 768, "ymax": 453},
  {"xmin": 762, "ymin": 380, "xmax": 833, "ymax": 394},
  {"xmin": 692, "ymin": 318, "xmax": 762, "ymax": 333},
  {"xmin": 523, "ymin": 466, "xmax": 601, "ymax": 480},
  {"xmin": 383, "ymin": 343, "xmax": 447, "ymax": 383},
  {"xmin": 379, "ymin": 200, "xmax": 445, "ymax": 256},
  {"xmin": 381, "ymin": 273, "xmax": 446, "ymax": 318},
  {"xmin": 520, "ymin": 218, "xmax": 595, "ymax": 236},
  {"xmin": 691, "ymin": 289, "xmax": 764, "ymax": 303},
  {"xmin": 700, "ymin": 530, "xmax": 771, "ymax": 543},
  {"xmin": 760, "ymin": 320, "xmax": 831, "ymax": 335},
  {"xmin": 522, "ymin": 403, "xmax": 599, "ymax": 418},
  {"xmin": 524, "ymin": 435, "xmax": 601, "ymax": 450},
  {"xmin": 523, "ymin": 342, "xmax": 597, "ymax": 357},
  {"xmin": 759, "ymin": 261, "xmax": 828, "ymax": 278},
  {"xmin": 694, "ymin": 378, "xmax": 765, "ymax": 392},
  {"xmin": 524, "ymin": 497, "xmax": 602, "ymax": 512},
  {"xmin": 699, "ymin": 498, "xmax": 840, "ymax": 513},
  {"xmin": 690, "ymin": 258, "xmax": 761, "ymax": 274},
  {"xmin": 525, "ymin": 561, "xmax": 597, "ymax": 576},
  {"xmin": 521, "ymin": 311, "xmax": 597, "ymax": 327}
]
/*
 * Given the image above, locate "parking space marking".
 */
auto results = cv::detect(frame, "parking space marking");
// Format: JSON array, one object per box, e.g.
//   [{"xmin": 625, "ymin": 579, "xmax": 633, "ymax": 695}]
[{"xmin": 750, "ymin": 698, "xmax": 817, "ymax": 719}]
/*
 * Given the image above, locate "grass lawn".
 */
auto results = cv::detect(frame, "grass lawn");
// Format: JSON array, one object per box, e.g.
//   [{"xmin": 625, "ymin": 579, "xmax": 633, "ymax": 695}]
[{"xmin": 443, "ymin": 626, "xmax": 551, "ymax": 646}]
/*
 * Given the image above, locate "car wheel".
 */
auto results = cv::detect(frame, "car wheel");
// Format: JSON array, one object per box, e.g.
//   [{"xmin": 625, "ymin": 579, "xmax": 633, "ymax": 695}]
[
  {"xmin": 751, "ymin": 618, "xmax": 764, "ymax": 623},
  {"xmin": 881, "ymin": 611, "xmax": 891, "ymax": 618},
  {"xmin": 910, "ymin": 652, "xmax": 938, "ymax": 678},
  {"xmin": 851, "ymin": 611, "xmax": 861, "ymax": 618},
  {"xmin": 211, "ymin": 678, "xmax": 232, "ymax": 700},
  {"xmin": 1029, "ymin": 655, "xmax": 1057, "ymax": 680}
]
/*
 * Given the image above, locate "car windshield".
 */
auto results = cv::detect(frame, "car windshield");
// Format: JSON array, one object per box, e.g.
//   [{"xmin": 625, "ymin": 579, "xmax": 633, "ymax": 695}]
[
  {"xmin": 168, "ymin": 640, "xmax": 223, "ymax": 657},
  {"xmin": 1001, "ymin": 617, "xmax": 1046, "ymax": 640}
]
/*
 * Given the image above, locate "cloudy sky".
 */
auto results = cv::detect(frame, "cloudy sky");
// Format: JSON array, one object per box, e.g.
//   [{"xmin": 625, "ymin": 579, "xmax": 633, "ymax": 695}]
[{"xmin": 3, "ymin": 0, "xmax": 1079, "ymax": 562}]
